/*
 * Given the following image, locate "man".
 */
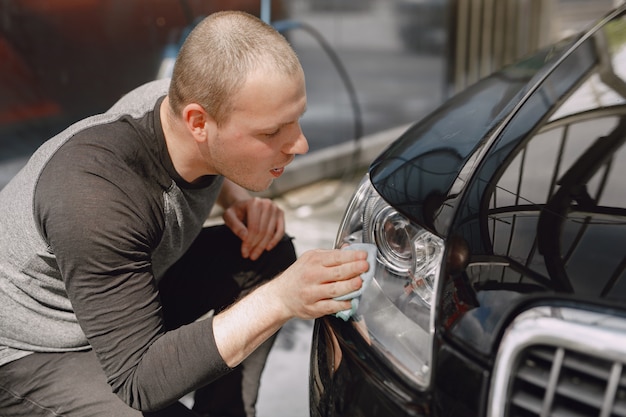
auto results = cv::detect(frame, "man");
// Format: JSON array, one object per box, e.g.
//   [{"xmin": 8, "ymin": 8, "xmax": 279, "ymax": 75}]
[{"xmin": 0, "ymin": 11, "xmax": 368, "ymax": 417}]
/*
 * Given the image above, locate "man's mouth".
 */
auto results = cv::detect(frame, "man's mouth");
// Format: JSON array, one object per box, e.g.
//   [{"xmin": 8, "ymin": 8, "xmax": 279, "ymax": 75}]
[{"xmin": 271, "ymin": 167, "xmax": 284, "ymax": 177}]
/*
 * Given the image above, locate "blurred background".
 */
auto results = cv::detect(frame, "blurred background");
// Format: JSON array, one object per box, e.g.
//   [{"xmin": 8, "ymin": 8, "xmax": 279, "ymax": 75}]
[
  {"xmin": 1, "ymin": 0, "xmax": 618, "ymax": 190},
  {"xmin": 0, "ymin": 0, "xmax": 620, "ymax": 415}
]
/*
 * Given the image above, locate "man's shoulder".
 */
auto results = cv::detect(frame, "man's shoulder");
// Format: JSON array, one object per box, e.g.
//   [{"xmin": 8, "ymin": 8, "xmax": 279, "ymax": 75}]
[{"xmin": 107, "ymin": 78, "xmax": 170, "ymax": 117}]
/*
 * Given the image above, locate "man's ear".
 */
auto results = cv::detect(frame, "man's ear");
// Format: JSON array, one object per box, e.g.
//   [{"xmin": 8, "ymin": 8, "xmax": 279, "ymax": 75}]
[{"xmin": 182, "ymin": 103, "xmax": 217, "ymax": 143}]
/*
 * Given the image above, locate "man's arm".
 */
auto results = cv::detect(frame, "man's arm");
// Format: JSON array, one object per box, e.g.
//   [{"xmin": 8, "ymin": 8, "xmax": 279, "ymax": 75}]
[
  {"xmin": 213, "ymin": 248, "xmax": 368, "ymax": 367},
  {"xmin": 214, "ymin": 180, "xmax": 369, "ymax": 366},
  {"xmin": 35, "ymin": 147, "xmax": 232, "ymax": 411}
]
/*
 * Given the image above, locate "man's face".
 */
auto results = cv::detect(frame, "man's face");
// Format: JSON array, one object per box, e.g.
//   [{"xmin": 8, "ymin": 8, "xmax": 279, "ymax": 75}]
[{"xmin": 207, "ymin": 69, "xmax": 309, "ymax": 192}]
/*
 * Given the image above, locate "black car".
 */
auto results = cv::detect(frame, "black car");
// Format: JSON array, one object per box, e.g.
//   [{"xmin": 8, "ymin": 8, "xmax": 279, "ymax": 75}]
[{"xmin": 310, "ymin": 4, "xmax": 626, "ymax": 417}]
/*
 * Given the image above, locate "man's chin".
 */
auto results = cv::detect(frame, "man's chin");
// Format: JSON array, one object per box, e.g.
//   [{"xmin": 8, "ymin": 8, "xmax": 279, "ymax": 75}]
[{"xmin": 240, "ymin": 178, "xmax": 274, "ymax": 193}]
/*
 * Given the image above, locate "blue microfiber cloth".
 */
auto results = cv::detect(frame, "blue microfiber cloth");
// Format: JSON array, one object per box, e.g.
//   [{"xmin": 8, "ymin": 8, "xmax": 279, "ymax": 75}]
[{"xmin": 334, "ymin": 243, "xmax": 378, "ymax": 321}]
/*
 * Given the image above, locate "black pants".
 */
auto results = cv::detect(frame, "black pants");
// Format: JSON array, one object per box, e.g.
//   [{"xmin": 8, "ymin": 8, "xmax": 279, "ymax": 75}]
[{"xmin": 0, "ymin": 225, "xmax": 297, "ymax": 417}]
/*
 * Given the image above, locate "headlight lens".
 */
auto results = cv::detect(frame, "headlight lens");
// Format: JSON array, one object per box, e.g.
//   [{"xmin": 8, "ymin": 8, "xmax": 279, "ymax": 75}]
[{"xmin": 335, "ymin": 174, "xmax": 444, "ymax": 388}]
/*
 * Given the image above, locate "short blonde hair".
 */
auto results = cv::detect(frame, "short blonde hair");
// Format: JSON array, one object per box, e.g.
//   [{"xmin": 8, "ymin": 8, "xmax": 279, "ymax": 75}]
[{"xmin": 168, "ymin": 11, "xmax": 302, "ymax": 125}]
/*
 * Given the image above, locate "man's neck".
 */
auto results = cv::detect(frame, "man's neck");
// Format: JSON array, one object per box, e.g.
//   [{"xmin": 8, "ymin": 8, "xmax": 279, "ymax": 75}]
[{"xmin": 160, "ymin": 97, "xmax": 198, "ymax": 183}]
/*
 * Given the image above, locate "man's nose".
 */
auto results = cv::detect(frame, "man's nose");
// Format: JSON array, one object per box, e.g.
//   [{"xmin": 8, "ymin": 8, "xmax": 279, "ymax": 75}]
[{"xmin": 284, "ymin": 128, "xmax": 309, "ymax": 155}]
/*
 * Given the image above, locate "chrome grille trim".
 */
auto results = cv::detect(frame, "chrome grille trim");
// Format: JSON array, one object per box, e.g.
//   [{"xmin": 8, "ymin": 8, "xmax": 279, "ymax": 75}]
[{"xmin": 488, "ymin": 307, "xmax": 626, "ymax": 417}]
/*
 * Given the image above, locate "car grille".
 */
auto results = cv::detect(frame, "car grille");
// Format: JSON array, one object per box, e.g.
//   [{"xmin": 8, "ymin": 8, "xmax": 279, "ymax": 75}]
[
  {"xmin": 511, "ymin": 345, "xmax": 626, "ymax": 416},
  {"xmin": 488, "ymin": 307, "xmax": 626, "ymax": 417}
]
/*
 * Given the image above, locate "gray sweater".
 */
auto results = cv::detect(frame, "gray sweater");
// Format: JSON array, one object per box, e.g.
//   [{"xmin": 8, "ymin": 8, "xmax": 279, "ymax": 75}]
[{"xmin": 0, "ymin": 79, "xmax": 230, "ymax": 410}]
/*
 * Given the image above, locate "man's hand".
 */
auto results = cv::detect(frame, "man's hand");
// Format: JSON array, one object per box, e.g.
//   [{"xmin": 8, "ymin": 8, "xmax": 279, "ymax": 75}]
[
  {"xmin": 222, "ymin": 197, "xmax": 285, "ymax": 261},
  {"xmin": 217, "ymin": 179, "xmax": 286, "ymax": 260},
  {"xmin": 271, "ymin": 248, "xmax": 369, "ymax": 320},
  {"xmin": 213, "ymin": 248, "xmax": 369, "ymax": 367}
]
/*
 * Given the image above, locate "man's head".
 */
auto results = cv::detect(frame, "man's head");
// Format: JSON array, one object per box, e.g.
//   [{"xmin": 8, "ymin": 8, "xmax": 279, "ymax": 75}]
[
  {"xmin": 168, "ymin": 10, "xmax": 302, "ymax": 126},
  {"xmin": 164, "ymin": 11, "xmax": 308, "ymax": 191}
]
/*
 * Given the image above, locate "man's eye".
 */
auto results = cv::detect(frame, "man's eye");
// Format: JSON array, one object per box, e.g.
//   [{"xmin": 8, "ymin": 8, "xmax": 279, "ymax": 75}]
[{"xmin": 265, "ymin": 129, "xmax": 280, "ymax": 138}]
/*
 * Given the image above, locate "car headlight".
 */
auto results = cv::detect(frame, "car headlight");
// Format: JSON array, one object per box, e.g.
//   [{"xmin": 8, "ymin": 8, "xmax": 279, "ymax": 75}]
[{"xmin": 335, "ymin": 173, "xmax": 444, "ymax": 388}]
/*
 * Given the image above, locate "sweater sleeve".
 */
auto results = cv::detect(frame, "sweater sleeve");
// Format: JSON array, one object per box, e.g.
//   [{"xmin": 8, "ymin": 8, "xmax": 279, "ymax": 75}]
[{"xmin": 35, "ymin": 140, "xmax": 231, "ymax": 411}]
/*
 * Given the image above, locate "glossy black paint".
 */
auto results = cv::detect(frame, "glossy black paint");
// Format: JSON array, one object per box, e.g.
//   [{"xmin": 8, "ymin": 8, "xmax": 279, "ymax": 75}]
[
  {"xmin": 368, "ymin": 34, "xmax": 581, "ymax": 237},
  {"xmin": 311, "ymin": 5, "xmax": 626, "ymax": 417},
  {"xmin": 310, "ymin": 318, "xmax": 431, "ymax": 417}
]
